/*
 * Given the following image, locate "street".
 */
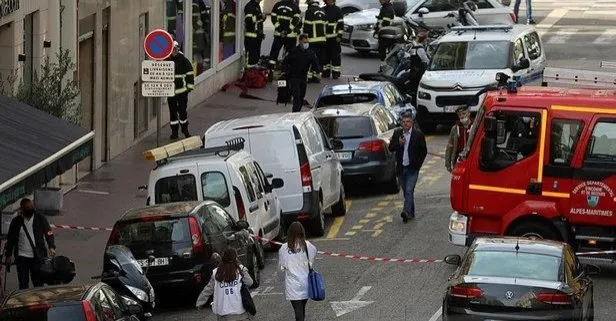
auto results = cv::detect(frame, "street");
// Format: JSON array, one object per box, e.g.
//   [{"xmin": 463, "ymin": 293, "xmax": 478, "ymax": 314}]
[{"xmin": 6, "ymin": 1, "xmax": 616, "ymax": 321}]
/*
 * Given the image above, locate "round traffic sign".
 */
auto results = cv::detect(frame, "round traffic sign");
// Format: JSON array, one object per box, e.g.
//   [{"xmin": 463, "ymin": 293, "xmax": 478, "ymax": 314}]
[{"xmin": 143, "ymin": 29, "xmax": 174, "ymax": 60}]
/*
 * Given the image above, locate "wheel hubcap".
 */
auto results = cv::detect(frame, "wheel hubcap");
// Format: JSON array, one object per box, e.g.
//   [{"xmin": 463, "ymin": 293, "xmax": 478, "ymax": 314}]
[{"xmin": 521, "ymin": 232, "xmax": 543, "ymax": 240}]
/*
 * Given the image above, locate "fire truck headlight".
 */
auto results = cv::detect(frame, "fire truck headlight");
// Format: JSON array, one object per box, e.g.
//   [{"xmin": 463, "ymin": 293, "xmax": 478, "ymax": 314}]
[{"xmin": 449, "ymin": 211, "xmax": 468, "ymax": 233}]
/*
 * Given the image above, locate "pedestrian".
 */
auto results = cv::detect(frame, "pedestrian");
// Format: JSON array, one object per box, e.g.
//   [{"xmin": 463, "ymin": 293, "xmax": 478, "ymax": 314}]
[
  {"xmin": 303, "ymin": 0, "xmax": 327, "ymax": 83},
  {"xmin": 322, "ymin": 0, "xmax": 344, "ymax": 79},
  {"xmin": 388, "ymin": 110, "xmax": 427, "ymax": 223},
  {"xmin": 278, "ymin": 222, "xmax": 318, "ymax": 321},
  {"xmin": 375, "ymin": 0, "xmax": 395, "ymax": 61},
  {"xmin": 268, "ymin": 0, "xmax": 302, "ymax": 70},
  {"xmin": 196, "ymin": 248, "xmax": 254, "ymax": 320},
  {"xmin": 166, "ymin": 41, "xmax": 195, "ymax": 139},
  {"xmin": 445, "ymin": 105, "xmax": 473, "ymax": 173},
  {"xmin": 3, "ymin": 198, "xmax": 56, "ymax": 289},
  {"xmin": 280, "ymin": 34, "xmax": 321, "ymax": 112},
  {"xmin": 513, "ymin": 0, "xmax": 535, "ymax": 24},
  {"xmin": 244, "ymin": 0, "xmax": 266, "ymax": 68}
]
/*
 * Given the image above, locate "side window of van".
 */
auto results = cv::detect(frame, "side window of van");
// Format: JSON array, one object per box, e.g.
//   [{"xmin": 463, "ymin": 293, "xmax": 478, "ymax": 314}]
[
  {"xmin": 155, "ymin": 175, "xmax": 198, "ymax": 204},
  {"xmin": 513, "ymin": 38, "xmax": 525, "ymax": 64},
  {"xmin": 201, "ymin": 171, "xmax": 231, "ymax": 207},
  {"xmin": 550, "ymin": 119, "xmax": 584, "ymax": 166},
  {"xmin": 238, "ymin": 166, "xmax": 257, "ymax": 202},
  {"xmin": 253, "ymin": 161, "xmax": 269, "ymax": 192},
  {"xmin": 245, "ymin": 162, "xmax": 264, "ymax": 199},
  {"xmin": 308, "ymin": 118, "xmax": 326, "ymax": 152},
  {"xmin": 523, "ymin": 32, "xmax": 542, "ymax": 60},
  {"xmin": 584, "ymin": 120, "xmax": 616, "ymax": 166}
]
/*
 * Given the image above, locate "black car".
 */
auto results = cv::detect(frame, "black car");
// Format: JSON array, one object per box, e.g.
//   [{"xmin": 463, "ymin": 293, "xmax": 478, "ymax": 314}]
[
  {"xmin": 0, "ymin": 283, "xmax": 144, "ymax": 321},
  {"xmin": 442, "ymin": 237, "xmax": 598, "ymax": 321},
  {"xmin": 314, "ymin": 103, "xmax": 400, "ymax": 193},
  {"xmin": 105, "ymin": 201, "xmax": 259, "ymax": 299}
]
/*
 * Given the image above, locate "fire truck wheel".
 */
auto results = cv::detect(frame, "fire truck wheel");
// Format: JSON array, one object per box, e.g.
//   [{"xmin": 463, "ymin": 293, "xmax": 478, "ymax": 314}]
[{"xmin": 508, "ymin": 221, "xmax": 559, "ymax": 241}]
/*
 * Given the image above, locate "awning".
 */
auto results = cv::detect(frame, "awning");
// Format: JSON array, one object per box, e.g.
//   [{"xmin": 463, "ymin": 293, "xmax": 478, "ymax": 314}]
[{"xmin": 0, "ymin": 96, "xmax": 94, "ymax": 209}]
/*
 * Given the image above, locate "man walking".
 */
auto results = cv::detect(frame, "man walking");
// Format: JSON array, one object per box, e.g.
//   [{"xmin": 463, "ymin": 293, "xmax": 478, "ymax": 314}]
[
  {"xmin": 4, "ymin": 198, "xmax": 56, "ymax": 289},
  {"xmin": 303, "ymin": 0, "xmax": 327, "ymax": 83},
  {"xmin": 513, "ymin": 0, "xmax": 535, "ymax": 24},
  {"xmin": 388, "ymin": 111, "xmax": 427, "ymax": 223},
  {"xmin": 322, "ymin": 0, "xmax": 343, "ymax": 79},
  {"xmin": 268, "ymin": 0, "xmax": 302, "ymax": 70},
  {"xmin": 167, "ymin": 41, "xmax": 195, "ymax": 139},
  {"xmin": 244, "ymin": 0, "xmax": 266, "ymax": 67},
  {"xmin": 445, "ymin": 106, "xmax": 473, "ymax": 173},
  {"xmin": 281, "ymin": 34, "xmax": 321, "ymax": 112},
  {"xmin": 375, "ymin": 0, "xmax": 395, "ymax": 61}
]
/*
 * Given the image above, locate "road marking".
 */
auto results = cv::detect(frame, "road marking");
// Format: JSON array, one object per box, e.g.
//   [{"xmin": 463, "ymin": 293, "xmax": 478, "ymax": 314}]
[
  {"xmin": 326, "ymin": 200, "xmax": 351, "ymax": 239},
  {"xmin": 345, "ymin": 231, "xmax": 356, "ymax": 236},
  {"xmin": 313, "ymin": 237, "xmax": 350, "ymax": 241},
  {"xmin": 358, "ymin": 219, "xmax": 369, "ymax": 224},
  {"xmin": 365, "ymin": 213, "xmax": 376, "ymax": 218},
  {"xmin": 428, "ymin": 307, "xmax": 442, "ymax": 321},
  {"xmin": 546, "ymin": 28, "xmax": 578, "ymax": 44},
  {"xmin": 330, "ymin": 286, "xmax": 374, "ymax": 317},
  {"xmin": 593, "ymin": 29, "xmax": 616, "ymax": 45},
  {"xmin": 351, "ymin": 225, "xmax": 363, "ymax": 230},
  {"xmin": 536, "ymin": 9, "xmax": 569, "ymax": 36},
  {"xmin": 377, "ymin": 201, "xmax": 389, "ymax": 206},
  {"xmin": 371, "ymin": 230, "xmax": 383, "ymax": 237},
  {"xmin": 76, "ymin": 189, "xmax": 110, "ymax": 195}
]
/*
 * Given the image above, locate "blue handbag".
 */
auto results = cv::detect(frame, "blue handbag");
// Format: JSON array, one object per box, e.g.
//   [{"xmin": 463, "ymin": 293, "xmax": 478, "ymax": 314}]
[{"xmin": 305, "ymin": 248, "xmax": 325, "ymax": 301}]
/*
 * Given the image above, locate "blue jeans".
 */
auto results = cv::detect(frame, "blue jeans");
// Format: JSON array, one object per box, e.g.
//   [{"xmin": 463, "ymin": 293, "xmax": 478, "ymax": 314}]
[
  {"xmin": 514, "ymin": 0, "xmax": 533, "ymax": 22},
  {"xmin": 399, "ymin": 167, "xmax": 419, "ymax": 216}
]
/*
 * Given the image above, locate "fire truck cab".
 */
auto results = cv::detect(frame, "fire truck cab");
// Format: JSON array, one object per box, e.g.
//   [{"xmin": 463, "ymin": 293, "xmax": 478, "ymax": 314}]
[{"xmin": 448, "ymin": 67, "xmax": 616, "ymax": 256}]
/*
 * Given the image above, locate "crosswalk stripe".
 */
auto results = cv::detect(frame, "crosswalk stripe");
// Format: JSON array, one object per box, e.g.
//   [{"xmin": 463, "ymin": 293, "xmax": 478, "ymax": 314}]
[
  {"xmin": 593, "ymin": 29, "xmax": 616, "ymax": 45},
  {"xmin": 545, "ymin": 28, "xmax": 578, "ymax": 44}
]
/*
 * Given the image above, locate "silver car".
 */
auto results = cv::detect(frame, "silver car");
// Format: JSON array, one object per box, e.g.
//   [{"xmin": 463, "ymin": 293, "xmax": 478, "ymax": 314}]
[{"xmin": 341, "ymin": 0, "xmax": 514, "ymax": 53}]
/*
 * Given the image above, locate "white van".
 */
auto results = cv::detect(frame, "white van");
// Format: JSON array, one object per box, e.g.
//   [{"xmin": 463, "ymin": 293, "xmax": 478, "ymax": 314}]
[
  {"xmin": 416, "ymin": 24, "xmax": 546, "ymax": 132},
  {"xmin": 143, "ymin": 136, "xmax": 284, "ymax": 262},
  {"xmin": 203, "ymin": 112, "xmax": 346, "ymax": 237}
]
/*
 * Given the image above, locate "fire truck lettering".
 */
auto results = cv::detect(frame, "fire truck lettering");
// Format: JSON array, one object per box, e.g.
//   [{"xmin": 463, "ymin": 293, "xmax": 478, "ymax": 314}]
[{"xmin": 570, "ymin": 208, "xmax": 613, "ymax": 217}]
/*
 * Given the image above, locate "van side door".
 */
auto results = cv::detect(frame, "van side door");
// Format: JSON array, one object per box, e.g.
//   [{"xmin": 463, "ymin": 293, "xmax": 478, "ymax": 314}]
[
  {"xmin": 237, "ymin": 164, "xmax": 261, "ymax": 228},
  {"xmin": 521, "ymin": 31, "xmax": 546, "ymax": 83},
  {"xmin": 253, "ymin": 161, "xmax": 280, "ymax": 236},
  {"xmin": 151, "ymin": 165, "xmax": 200, "ymax": 204},
  {"xmin": 511, "ymin": 37, "xmax": 532, "ymax": 85},
  {"xmin": 299, "ymin": 119, "xmax": 329, "ymax": 205}
]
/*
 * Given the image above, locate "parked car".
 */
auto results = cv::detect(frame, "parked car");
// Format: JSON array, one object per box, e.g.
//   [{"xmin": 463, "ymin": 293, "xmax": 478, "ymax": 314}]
[
  {"xmin": 442, "ymin": 237, "xmax": 597, "ymax": 321},
  {"xmin": 341, "ymin": 0, "xmax": 514, "ymax": 52},
  {"xmin": 105, "ymin": 201, "xmax": 260, "ymax": 299},
  {"xmin": 0, "ymin": 283, "xmax": 145, "ymax": 321},
  {"xmin": 143, "ymin": 136, "xmax": 284, "ymax": 256},
  {"xmin": 314, "ymin": 81, "xmax": 416, "ymax": 121},
  {"xmin": 314, "ymin": 104, "xmax": 400, "ymax": 193},
  {"xmin": 204, "ymin": 112, "xmax": 346, "ymax": 237}
]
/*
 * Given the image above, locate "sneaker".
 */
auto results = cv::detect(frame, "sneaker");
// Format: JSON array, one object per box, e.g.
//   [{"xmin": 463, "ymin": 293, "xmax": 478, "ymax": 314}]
[
  {"xmin": 527, "ymin": 19, "xmax": 536, "ymax": 24},
  {"xmin": 401, "ymin": 212, "xmax": 409, "ymax": 223}
]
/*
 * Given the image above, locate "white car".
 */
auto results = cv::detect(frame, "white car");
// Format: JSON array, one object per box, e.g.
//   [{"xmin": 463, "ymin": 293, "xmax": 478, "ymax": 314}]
[
  {"xmin": 203, "ymin": 112, "xmax": 346, "ymax": 237},
  {"xmin": 416, "ymin": 24, "xmax": 546, "ymax": 132},
  {"xmin": 342, "ymin": 0, "xmax": 514, "ymax": 53}
]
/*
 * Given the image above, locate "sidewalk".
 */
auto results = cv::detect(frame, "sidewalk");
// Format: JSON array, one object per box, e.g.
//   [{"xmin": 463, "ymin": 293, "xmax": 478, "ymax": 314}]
[{"xmin": 3, "ymin": 78, "xmax": 346, "ymax": 292}]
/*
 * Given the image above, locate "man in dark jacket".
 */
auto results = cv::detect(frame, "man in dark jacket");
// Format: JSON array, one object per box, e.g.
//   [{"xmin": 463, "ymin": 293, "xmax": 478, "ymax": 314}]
[
  {"xmin": 166, "ymin": 41, "xmax": 195, "ymax": 139},
  {"xmin": 375, "ymin": 0, "xmax": 395, "ymax": 61},
  {"xmin": 281, "ymin": 34, "xmax": 321, "ymax": 112},
  {"xmin": 4, "ymin": 198, "xmax": 56, "ymax": 289},
  {"xmin": 388, "ymin": 111, "xmax": 427, "ymax": 223}
]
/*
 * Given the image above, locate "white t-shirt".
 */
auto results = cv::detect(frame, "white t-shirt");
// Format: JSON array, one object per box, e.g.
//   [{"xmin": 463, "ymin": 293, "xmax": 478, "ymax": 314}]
[
  {"xmin": 278, "ymin": 241, "xmax": 317, "ymax": 301},
  {"xmin": 18, "ymin": 217, "xmax": 35, "ymax": 258},
  {"xmin": 211, "ymin": 266, "xmax": 246, "ymax": 316}
]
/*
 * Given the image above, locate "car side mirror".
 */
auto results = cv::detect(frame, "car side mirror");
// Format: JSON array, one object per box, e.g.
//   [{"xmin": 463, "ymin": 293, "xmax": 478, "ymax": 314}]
[
  {"xmin": 122, "ymin": 296, "xmax": 144, "ymax": 315},
  {"xmin": 512, "ymin": 58, "xmax": 530, "ymax": 72},
  {"xmin": 236, "ymin": 220, "xmax": 250, "ymax": 231},
  {"xmin": 417, "ymin": 7, "xmax": 430, "ymax": 16},
  {"xmin": 264, "ymin": 172, "xmax": 274, "ymax": 179},
  {"xmin": 583, "ymin": 263, "xmax": 600, "ymax": 276},
  {"xmin": 271, "ymin": 178, "xmax": 284, "ymax": 189},
  {"xmin": 444, "ymin": 254, "xmax": 461, "ymax": 266},
  {"xmin": 330, "ymin": 138, "xmax": 343, "ymax": 150}
]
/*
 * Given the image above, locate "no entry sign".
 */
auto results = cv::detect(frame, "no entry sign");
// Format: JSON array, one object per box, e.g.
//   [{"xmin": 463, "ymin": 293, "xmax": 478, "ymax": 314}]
[{"xmin": 143, "ymin": 29, "xmax": 174, "ymax": 60}]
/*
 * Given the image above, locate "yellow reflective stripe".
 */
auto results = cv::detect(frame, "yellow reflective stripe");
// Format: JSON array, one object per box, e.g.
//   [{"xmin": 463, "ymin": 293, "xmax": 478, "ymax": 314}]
[
  {"xmin": 551, "ymin": 105, "xmax": 616, "ymax": 114},
  {"xmin": 542, "ymin": 191, "xmax": 570, "ymax": 198},
  {"xmin": 332, "ymin": 66, "xmax": 341, "ymax": 71},
  {"xmin": 175, "ymin": 87, "xmax": 187, "ymax": 94},
  {"xmin": 186, "ymin": 71, "xmax": 194, "ymax": 75},
  {"xmin": 537, "ymin": 109, "xmax": 548, "ymax": 183},
  {"xmin": 311, "ymin": 36, "xmax": 326, "ymax": 42},
  {"xmin": 245, "ymin": 32, "xmax": 258, "ymax": 37},
  {"xmin": 278, "ymin": 16, "xmax": 292, "ymax": 20},
  {"xmin": 469, "ymin": 184, "xmax": 526, "ymax": 195},
  {"xmin": 175, "ymin": 75, "xmax": 184, "ymax": 78},
  {"xmin": 224, "ymin": 32, "xmax": 236, "ymax": 36}
]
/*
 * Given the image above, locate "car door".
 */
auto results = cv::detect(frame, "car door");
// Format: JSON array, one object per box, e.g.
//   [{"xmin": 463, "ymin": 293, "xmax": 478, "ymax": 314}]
[
  {"xmin": 236, "ymin": 164, "xmax": 261, "ymax": 229},
  {"xmin": 206, "ymin": 203, "xmax": 251, "ymax": 260},
  {"xmin": 521, "ymin": 31, "xmax": 546, "ymax": 83},
  {"xmin": 299, "ymin": 119, "xmax": 329, "ymax": 204},
  {"xmin": 253, "ymin": 161, "xmax": 280, "ymax": 237},
  {"xmin": 245, "ymin": 161, "xmax": 268, "ymax": 233},
  {"xmin": 314, "ymin": 116, "xmax": 341, "ymax": 206},
  {"xmin": 511, "ymin": 37, "xmax": 532, "ymax": 84},
  {"xmin": 411, "ymin": 0, "xmax": 460, "ymax": 30}
]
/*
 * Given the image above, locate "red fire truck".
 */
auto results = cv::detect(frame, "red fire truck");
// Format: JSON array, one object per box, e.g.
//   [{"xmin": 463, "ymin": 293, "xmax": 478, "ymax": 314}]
[{"xmin": 448, "ymin": 66, "xmax": 616, "ymax": 256}]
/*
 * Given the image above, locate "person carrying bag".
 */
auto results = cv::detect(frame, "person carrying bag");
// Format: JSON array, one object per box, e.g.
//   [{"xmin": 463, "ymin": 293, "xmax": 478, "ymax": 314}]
[{"xmin": 197, "ymin": 248, "xmax": 255, "ymax": 321}]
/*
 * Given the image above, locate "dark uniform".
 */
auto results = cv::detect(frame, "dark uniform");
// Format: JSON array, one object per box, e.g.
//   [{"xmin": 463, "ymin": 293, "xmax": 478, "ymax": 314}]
[
  {"xmin": 221, "ymin": 0, "xmax": 237, "ymax": 58},
  {"xmin": 281, "ymin": 44, "xmax": 321, "ymax": 112},
  {"xmin": 322, "ymin": 2, "xmax": 343, "ymax": 79},
  {"xmin": 244, "ymin": 0, "xmax": 265, "ymax": 67},
  {"xmin": 303, "ymin": 0, "xmax": 327, "ymax": 82},
  {"xmin": 268, "ymin": 0, "xmax": 302, "ymax": 69},
  {"xmin": 376, "ymin": 1, "xmax": 395, "ymax": 61},
  {"xmin": 192, "ymin": 0, "xmax": 212, "ymax": 73},
  {"xmin": 166, "ymin": 48, "xmax": 195, "ymax": 139}
]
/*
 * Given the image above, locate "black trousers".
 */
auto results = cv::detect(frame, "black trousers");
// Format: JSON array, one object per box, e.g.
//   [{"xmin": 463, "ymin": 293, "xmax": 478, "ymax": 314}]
[
  {"xmin": 290, "ymin": 299, "xmax": 308, "ymax": 321},
  {"xmin": 167, "ymin": 92, "xmax": 189, "ymax": 133},
  {"xmin": 269, "ymin": 36, "xmax": 296, "ymax": 68},
  {"xmin": 245, "ymin": 37, "xmax": 262, "ymax": 66},
  {"xmin": 379, "ymin": 38, "xmax": 395, "ymax": 61},
  {"xmin": 323, "ymin": 38, "xmax": 341, "ymax": 77},
  {"xmin": 288, "ymin": 78, "xmax": 307, "ymax": 112},
  {"xmin": 308, "ymin": 42, "xmax": 326, "ymax": 80},
  {"xmin": 16, "ymin": 256, "xmax": 44, "ymax": 289}
]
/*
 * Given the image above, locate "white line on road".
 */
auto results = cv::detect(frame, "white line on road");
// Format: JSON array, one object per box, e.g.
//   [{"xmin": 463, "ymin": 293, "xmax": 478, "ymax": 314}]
[
  {"xmin": 546, "ymin": 28, "xmax": 578, "ymax": 44},
  {"xmin": 76, "ymin": 189, "xmax": 110, "ymax": 195},
  {"xmin": 536, "ymin": 9, "xmax": 569, "ymax": 37},
  {"xmin": 593, "ymin": 29, "xmax": 616, "ymax": 45},
  {"xmin": 428, "ymin": 307, "xmax": 442, "ymax": 321},
  {"xmin": 351, "ymin": 286, "xmax": 372, "ymax": 301}
]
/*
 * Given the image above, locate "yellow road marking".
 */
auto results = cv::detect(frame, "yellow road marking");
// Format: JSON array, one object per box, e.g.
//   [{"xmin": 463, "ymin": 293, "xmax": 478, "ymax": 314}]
[
  {"xmin": 351, "ymin": 225, "xmax": 363, "ymax": 230},
  {"xmin": 365, "ymin": 213, "xmax": 377, "ymax": 218},
  {"xmin": 376, "ymin": 215, "xmax": 393, "ymax": 223},
  {"xmin": 377, "ymin": 201, "xmax": 389, "ymax": 206},
  {"xmin": 345, "ymin": 231, "xmax": 356, "ymax": 236},
  {"xmin": 372, "ymin": 230, "xmax": 383, "ymax": 237},
  {"xmin": 372, "ymin": 207, "xmax": 383, "ymax": 211},
  {"xmin": 313, "ymin": 238, "xmax": 350, "ymax": 242},
  {"xmin": 326, "ymin": 200, "xmax": 351, "ymax": 239}
]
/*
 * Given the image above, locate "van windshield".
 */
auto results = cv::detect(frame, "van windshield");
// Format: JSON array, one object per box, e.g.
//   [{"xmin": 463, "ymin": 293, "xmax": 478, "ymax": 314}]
[{"xmin": 430, "ymin": 41, "xmax": 511, "ymax": 71}]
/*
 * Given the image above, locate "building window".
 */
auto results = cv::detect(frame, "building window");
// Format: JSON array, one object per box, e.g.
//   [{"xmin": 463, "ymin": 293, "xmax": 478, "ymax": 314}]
[
  {"xmin": 166, "ymin": 0, "xmax": 186, "ymax": 51},
  {"xmin": 219, "ymin": 0, "xmax": 237, "ymax": 62},
  {"xmin": 192, "ymin": 0, "xmax": 213, "ymax": 75}
]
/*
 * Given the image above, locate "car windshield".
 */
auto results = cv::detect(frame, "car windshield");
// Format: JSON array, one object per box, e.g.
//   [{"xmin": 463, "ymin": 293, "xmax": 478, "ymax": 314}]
[
  {"xmin": 466, "ymin": 251, "xmax": 561, "ymax": 281},
  {"xmin": 111, "ymin": 218, "xmax": 190, "ymax": 245},
  {"xmin": 430, "ymin": 41, "xmax": 511, "ymax": 71},
  {"xmin": 318, "ymin": 116, "xmax": 374, "ymax": 139},
  {"xmin": 459, "ymin": 104, "xmax": 484, "ymax": 159},
  {"xmin": 317, "ymin": 93, "xmax": 377, "ymax": 107}
]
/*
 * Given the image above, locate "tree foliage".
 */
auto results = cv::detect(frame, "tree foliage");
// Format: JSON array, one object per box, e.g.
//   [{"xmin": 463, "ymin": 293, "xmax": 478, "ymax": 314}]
[{"xmin": 0, "ymin": 49, "xmax": 81, "ymax": 124}]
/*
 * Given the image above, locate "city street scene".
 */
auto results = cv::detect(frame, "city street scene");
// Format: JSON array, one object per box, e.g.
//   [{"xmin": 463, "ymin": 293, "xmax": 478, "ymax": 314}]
[{"xmin": 1, "ymin": 0, "xmax": 616, "ymax": 320}]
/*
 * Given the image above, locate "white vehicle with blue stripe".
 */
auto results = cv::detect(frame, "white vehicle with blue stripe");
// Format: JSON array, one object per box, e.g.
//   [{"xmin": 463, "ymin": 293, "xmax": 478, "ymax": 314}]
[{"xmin": 416, "ymin": 24, "xmax": 546, "ymax": 132}]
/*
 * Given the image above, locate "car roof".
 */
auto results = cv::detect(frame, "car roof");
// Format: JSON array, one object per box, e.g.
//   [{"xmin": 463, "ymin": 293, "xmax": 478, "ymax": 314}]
[
  {"xmin": 3, "ymin": 284, "xmax": 92, "ymax": 309},
  {"xmin": 488, "ymin": 86, "xmax": 616, "ymax": 110},
  {"xmin": 439, "ymin": 24, "xmax": 535, "ymax": 42},
  {"xmin": 206, "ymin": 112, "xmax": 314, "ymax": 134},
  {"xmin": 314, "ymin": 103, "xmax": 379, "ymax": 117},
  {"xmin": 319, "ymin": 81, "xmax": 388, "ymax": 96},
  {"xmin": 120, "ymin": 201, "xmax": 204, "ymax": 221},
  {"xmin": 471, "ymin": 237, "xmax": 565, "ymax": 257}
]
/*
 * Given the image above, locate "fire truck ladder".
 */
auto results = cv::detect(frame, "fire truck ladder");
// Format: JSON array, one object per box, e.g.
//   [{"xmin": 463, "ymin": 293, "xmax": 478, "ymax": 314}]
[{"xmin": 541, "ymin": 64, "xmax": 616, "ymax": 89}]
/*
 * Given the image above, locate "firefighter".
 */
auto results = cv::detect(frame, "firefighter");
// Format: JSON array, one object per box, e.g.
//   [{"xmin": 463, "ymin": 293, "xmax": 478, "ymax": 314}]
[
  {"xmin": 375, "ymin": 0, "xmax": 395, "ymax": 61},
  {"xmin": 445, "ymin": 106, "xmax": 473, "ymax": 173},
  {"xmin": 193, "ymin": 0, "xmax": 211, "ymax": 73},
  {"xmin": 244, "ymin": 0, "xmax": 265, "ymax": 67},
  {"xmin": 322, "ymin": 0, "xmax": 343, "ymax": 79},
  {"xmin": 268, "ymin": 0, "xmax": 302, "ymax": 70},
  {"xmin": 221, "ymin": 0, "xmax": 237, "ymax": 58},
  {"xmin": 303, "ymin": 0, "xmax": 327, "ymax": 82},
  {"xmin": 166, "ymin": 41, "xmax": 195, "ymax": 139}
]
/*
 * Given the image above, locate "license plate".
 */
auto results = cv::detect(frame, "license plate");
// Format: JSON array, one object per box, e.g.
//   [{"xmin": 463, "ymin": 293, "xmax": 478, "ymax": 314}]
[
  {"xmin": 277, "ymin": 80, "xmax": 287, "ymax": 87},
  {"xmin": 445, "ymin": 105, "xmax": 464, "ymax": 113},
  {"xmin": 137, "ymin": 257, "xmax": 169, "ymax": 267},
  {"xmin": 336, "ymin": 152, "xmax": 352, "ymax": 160}
]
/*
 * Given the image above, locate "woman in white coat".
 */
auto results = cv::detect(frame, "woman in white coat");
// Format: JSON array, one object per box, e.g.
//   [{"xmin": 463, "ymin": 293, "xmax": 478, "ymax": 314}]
[
  {"xmin": 278, "ymin": 222, "xmax": 317, "ymax": 321},
  {"xmin": 196, "ymin": 248, "xmax": 254, "ymax": 321}
]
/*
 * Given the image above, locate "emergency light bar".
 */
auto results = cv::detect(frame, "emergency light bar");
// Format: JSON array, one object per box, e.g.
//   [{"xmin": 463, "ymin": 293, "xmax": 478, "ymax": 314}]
[
  {"xmin": 451, "ymin": 25, "xmax": 513, "ymax": 33},
  {"xmin": 143, "ymin": 136, "xmax": 203, "ymax": 162},
  {"xmin": 542, "ymin": 67, "xmax": 616, "ymax": 89}
]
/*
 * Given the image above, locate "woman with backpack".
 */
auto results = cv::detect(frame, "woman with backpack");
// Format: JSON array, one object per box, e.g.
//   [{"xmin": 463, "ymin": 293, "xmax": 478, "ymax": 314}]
[
  {"xmin": 279, "ymin": 222, "xmax": 318, "ymax": 321},
  {"xmin": 196, "ymin": 248, "xmax": 254, "ymax": 320}
]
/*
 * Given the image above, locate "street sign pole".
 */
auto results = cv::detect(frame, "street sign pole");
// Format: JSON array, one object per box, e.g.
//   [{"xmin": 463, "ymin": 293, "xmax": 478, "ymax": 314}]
[{"xmin": 156, "ymin": 98, "xmax": 162, "ymax": 147}]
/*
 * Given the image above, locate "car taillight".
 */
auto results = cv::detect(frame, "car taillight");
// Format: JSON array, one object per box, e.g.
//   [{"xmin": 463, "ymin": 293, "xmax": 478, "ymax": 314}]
[
  {"xmin": 188, "ymin": 216, "xmax": 204, "ymax": 254},
  {"xmin": 82, "ymin": 300, "xmax": 97, "ymax": 321},
  {"xmin": 28, "ymin": 303, "xmax": 51, "ymax": 312},
  {"xmin": 300, "ymin": 162, "xmax": 312, "ymax": 187},
  {"xmin": 108, "ymin": 226, "xmax": 119, "ymax": 244},
  {"xmin": 450, "ymin": 285, "xmax": 483, "ymax": 298},
  {"xmin": 234, "ymin": 187, "xmax": 246, "ymax": 220},
  {"xmin": 537, "ymin": 291, "xmax": 572, "ymax": 305},
  {"xmin": 357, "ymin": 140, "xmax": 386, "ymax": 153}
]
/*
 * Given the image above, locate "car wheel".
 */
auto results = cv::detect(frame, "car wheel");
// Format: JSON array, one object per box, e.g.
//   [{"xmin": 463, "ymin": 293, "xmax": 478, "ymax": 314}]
[
  {"xmin": 256, "ymin": 238, "xmax": 266, "ymax": 269},
  {"xmin": 341, "ymin": 7, "xmax": 359, "ymax": 15},
  {"xmin": 507, "ymin": 221, "xmax": 560, "ymax": 241},
  {"xmin": 248, "ymin": 247, "xmax": 261, "ymax": 289},
  {"xmin": 331, "ymin": 185, "xmax": 347, "ymax": 217},
  {"xmin": 384, "ymin": 172, "xmax": 400, "ymax": 194},
  {"xmin": 309, "ymin": 201, "xmax": 325, "ymax": 237}
]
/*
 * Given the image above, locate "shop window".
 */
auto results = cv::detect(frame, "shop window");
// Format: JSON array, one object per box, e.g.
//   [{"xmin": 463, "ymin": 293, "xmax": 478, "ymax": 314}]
[
  {"xmin": 166, "ymin": 0, "xmax": 186, "ymax": 51},
  {"xmin": 219, "ymin": 0, "xmax": 237, "ymax": 62},
  {"xmin": 192, "ymin": 0, "xmax": 214, "ymax": 75}
]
